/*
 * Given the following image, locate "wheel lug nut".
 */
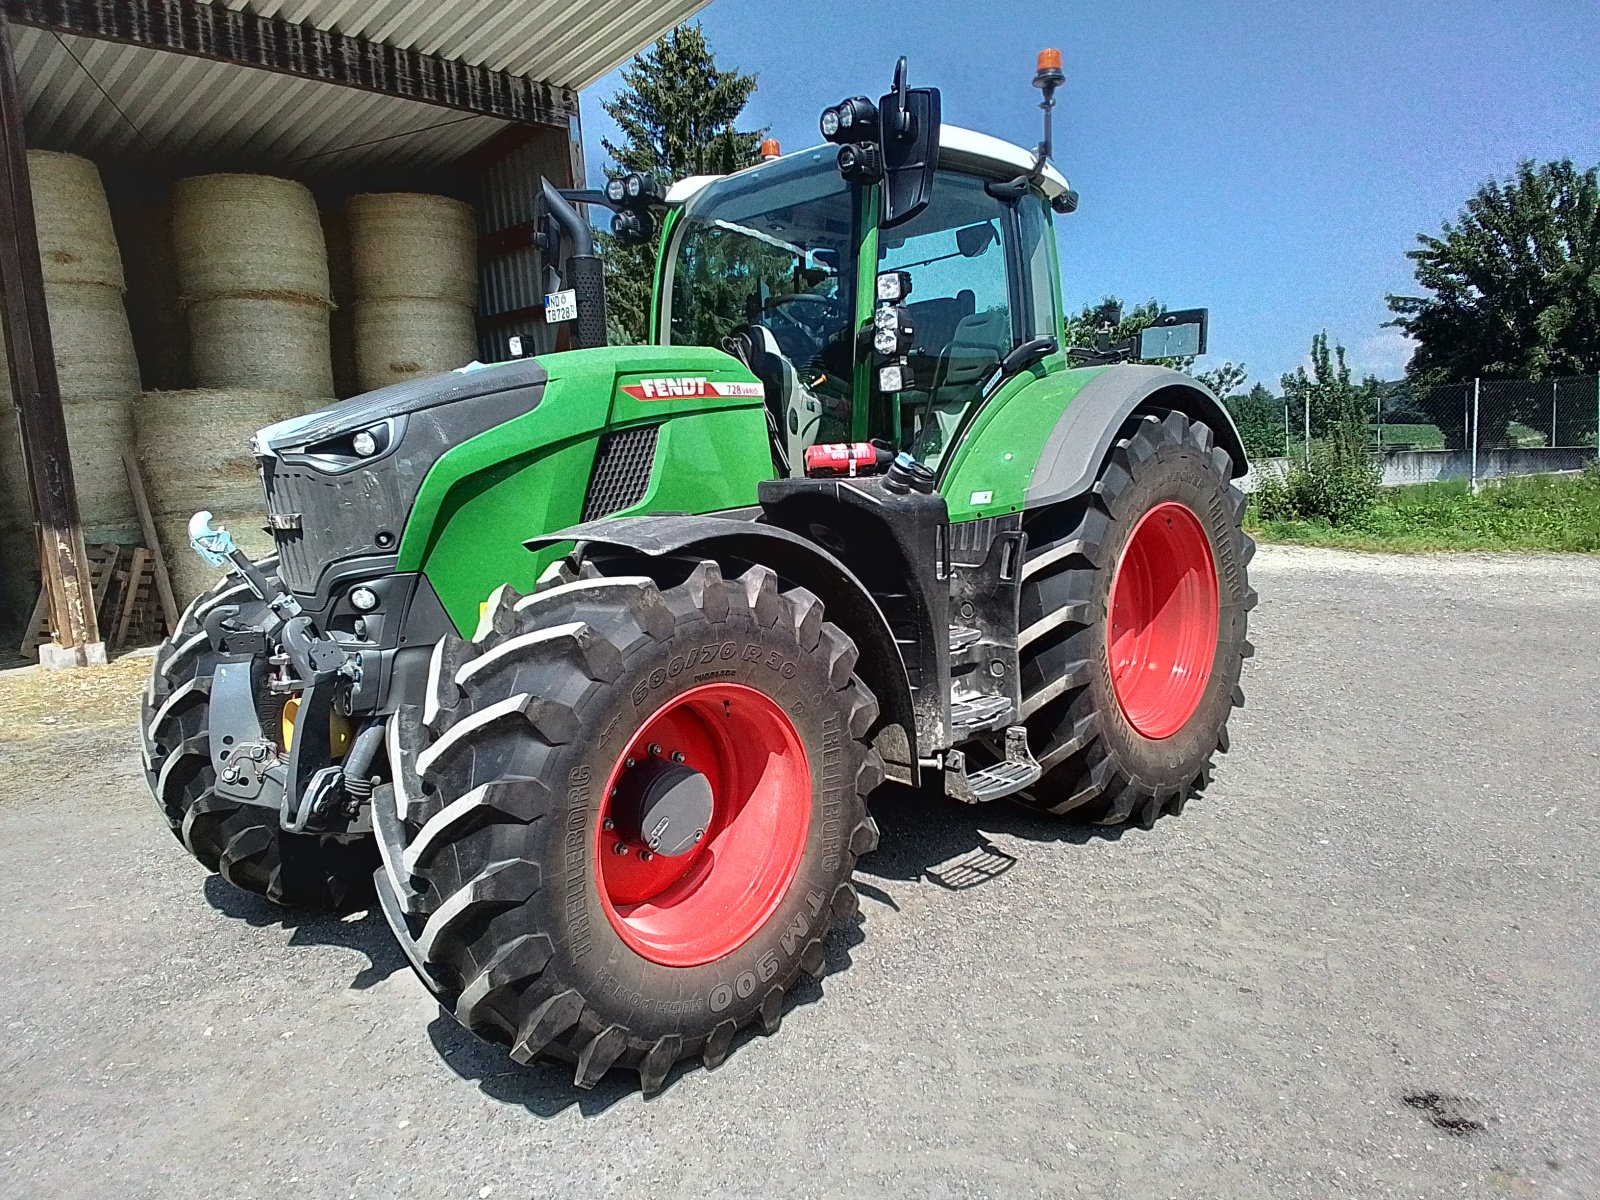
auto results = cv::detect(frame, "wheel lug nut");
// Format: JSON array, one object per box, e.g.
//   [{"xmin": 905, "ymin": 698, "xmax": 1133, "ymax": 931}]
[
  {"xmin": 648, "ymin": 743, "xmax": 661, "ymax": 756},
  {"xmin": 602, "ymin": 818, "xmax": 615, "ymax": 831},
  {"xmin": 693, "ymin": 828, "xmax": 705, "ymax": 842},
  {"xmin": 671, "ymin": 751, "xmax": 685, "ymax": 764},
  {"xmin": 625, "ymin": 756, "xmax": 636, "ymax": 768},
  {"xmin": 639, "ymin": 850, "xmax": 653, "ymax": 862},
  {"xmin": 613, "ymin": 842, "xmax": 629, "ymax": 856}
]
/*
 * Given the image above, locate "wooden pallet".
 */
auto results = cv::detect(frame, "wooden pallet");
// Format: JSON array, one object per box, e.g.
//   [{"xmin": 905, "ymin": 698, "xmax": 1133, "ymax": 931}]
[{"xmin": 18, "ymin": 543, "xmax": 170, "ymax": 657}]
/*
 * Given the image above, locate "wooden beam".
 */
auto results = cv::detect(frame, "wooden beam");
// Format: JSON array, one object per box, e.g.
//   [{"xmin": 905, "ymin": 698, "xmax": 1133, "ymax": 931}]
[
  {"xmin": 122, "ymin": 448, "xmax": 178, "ymax": 629},
  {"xmin": 0, "ymin": 8, "xmax": 101, "ymax": 664}
]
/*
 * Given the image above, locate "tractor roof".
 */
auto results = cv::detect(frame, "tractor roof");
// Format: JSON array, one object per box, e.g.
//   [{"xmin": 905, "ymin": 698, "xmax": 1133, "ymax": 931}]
[{"xmin": 663, "ymin": 125, "xmax": 1072, "ymax": 207}]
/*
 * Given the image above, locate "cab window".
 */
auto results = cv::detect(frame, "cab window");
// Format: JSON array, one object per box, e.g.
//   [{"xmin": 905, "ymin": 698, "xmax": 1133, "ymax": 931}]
[{"xmin": 876, "ymin": 171, "xmax": 1016, "ymax": 467}]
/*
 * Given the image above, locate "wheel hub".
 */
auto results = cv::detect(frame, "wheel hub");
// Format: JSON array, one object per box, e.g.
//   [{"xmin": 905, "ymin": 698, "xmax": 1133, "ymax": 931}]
[{"xmin": 610, "ymin": 759, "xmax": 713, "ymax": 858}]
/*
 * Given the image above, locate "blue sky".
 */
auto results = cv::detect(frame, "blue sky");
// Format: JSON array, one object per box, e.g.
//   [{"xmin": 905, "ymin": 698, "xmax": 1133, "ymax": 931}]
[{"xmin": 579, "ymin": 1, "xmax": 1600, "ymax": 389}]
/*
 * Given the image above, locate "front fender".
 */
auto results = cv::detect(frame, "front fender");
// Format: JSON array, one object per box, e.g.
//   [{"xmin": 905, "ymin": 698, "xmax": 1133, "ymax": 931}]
[
  {"xmin": 1026, "ymin": 364, "xmax": 1248, "ymax": 509},
  {"xmin": 527, "ymin": 515, "xmax": 919, "ymax": 784},
  {"xmin": 939, "ymin": 363, "xmax": 1248, "ymax": 521}
]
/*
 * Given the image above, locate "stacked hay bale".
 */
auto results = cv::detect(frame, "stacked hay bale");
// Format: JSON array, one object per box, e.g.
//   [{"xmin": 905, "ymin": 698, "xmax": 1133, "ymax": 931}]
[
  {"xmin": 173, "ymin": 174, "xmax": 334, "ymax": 397},
  {"xmin": 147, "ymin": 174, "xmax": 334, "ymax": 601},
  {"xmin": 135, "ymin": 389, "xmax": 307, "ymax": 604},
  {"xmin": 30, "ymin": 151, "xmax": 140, "ymax": 545},
  {"xmin": 347, "ymin": 193, "xmax": 478, "ymax": 391}
]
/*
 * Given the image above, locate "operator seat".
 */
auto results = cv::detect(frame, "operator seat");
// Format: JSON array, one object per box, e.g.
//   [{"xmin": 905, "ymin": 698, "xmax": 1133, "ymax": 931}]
[
  {"xmin": 745, "ymin": 325, "xmax": 824, "ymax": 474},
  {"xmin": 918, "ymin": 309, "xmax": 1011, "ymax": 455}
]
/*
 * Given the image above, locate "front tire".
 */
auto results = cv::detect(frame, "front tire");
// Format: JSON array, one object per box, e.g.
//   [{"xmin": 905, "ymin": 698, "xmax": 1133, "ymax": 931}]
[
  {"xmin": 375, "ymin": 558, "xmax": 882, "ymax": 1092},
  {"xmin": 1015, "ymin": 411, "xmax": 1256, "ymax": 826},
  {"xmin": 141, "ymin": 565, "xmax": 376, "ymax": 909}
]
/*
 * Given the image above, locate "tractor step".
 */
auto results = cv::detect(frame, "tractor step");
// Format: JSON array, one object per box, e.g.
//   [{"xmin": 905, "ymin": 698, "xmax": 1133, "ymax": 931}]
[
  {"xmin": 948, "ymin": 624, "xmax": 981, "ymax": 652},
  {"xmin": 950, "ymin": 693, "xmax": 1013, "ymax": 734},
  {"xmin": 943, "ymin": 726, "xmax": 1041, "ymax": 803}
]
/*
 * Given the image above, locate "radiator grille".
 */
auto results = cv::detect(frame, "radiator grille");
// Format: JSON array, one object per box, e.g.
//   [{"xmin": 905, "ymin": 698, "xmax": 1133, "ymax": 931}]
[{"xmin": 582, "ymin": 426, "xmax": 659, "ymax": 521}]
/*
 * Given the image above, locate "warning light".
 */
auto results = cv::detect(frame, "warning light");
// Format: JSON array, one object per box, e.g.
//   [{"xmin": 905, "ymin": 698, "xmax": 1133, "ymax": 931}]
[
  {"xmin": 759, "ymin": 138, "xmax": 781, "ymax": 160},
  {"xmin": 1034, "ymin": 48, "xmax": 1064, "ymax": 90}
]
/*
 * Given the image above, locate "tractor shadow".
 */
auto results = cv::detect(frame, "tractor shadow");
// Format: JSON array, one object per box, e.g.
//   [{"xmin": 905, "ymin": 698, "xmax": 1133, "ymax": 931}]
[
  {"xmin": 201, "ymin": 874, "xmax": 409, "ymax": 990},
  {"xmin": 855, "ymin": 781, "xmax": 1133, "ymax": 901},
  {"xmin": 423, "ymin": 915, "xmax": 866, "ymax": 1118}
]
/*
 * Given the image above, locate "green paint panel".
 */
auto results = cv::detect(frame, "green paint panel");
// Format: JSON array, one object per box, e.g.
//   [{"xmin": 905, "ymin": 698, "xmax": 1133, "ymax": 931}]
[
  {"xmin": 397, "ymin": 344, "xmax": 774, "ymax": 633},
  {"xmin": 938, "ymin": 362, "xmax": 1108, "ymax": 522}
]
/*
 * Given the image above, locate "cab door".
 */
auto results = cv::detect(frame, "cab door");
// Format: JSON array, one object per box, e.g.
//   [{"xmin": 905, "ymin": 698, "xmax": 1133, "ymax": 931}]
[{"xmin": 860, "ymin": 170, "xmax": 1061, "ymax": 469}]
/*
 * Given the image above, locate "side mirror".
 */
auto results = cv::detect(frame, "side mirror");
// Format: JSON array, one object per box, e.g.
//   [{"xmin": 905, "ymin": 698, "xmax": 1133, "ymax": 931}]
[
  {"xmin": 879, "ymin": 58, "xmax": 941, "ymax": 228},
  {"xmin": 1138, "ymin": 308, "xmax": 1209, "ymax": 360},
  {"xmin": 955, "ymin": 222, "xmax": 998, "ymax": 258}
]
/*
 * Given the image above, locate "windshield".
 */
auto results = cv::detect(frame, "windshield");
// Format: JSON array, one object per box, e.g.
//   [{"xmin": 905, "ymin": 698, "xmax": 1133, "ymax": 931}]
[{"xmin": 661, "ymin": 151, "xmax": 857, "ymax": 392}]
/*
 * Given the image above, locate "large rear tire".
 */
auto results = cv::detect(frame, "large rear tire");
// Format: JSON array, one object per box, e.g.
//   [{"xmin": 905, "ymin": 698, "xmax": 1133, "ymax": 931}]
[
  {"xmin": 373, "ymin": 557, "xmax": 882, "ymax": 1092},
  {"xmin": 1015, "ymin": 411, "xmax": 1256, "ymax": 826},
  {"xmin": 141, "ymin": 565, "xmax": 376, "ymax": 909}
]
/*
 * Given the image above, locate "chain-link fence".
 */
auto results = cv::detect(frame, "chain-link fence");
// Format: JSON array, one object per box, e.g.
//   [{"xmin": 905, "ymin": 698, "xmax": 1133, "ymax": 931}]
[{"xmin": 1241, "ymin": 374, "xmax": 1600, "ymax": 488}]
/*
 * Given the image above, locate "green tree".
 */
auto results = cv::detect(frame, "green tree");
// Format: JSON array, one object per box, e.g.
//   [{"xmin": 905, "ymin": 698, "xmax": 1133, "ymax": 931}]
[
  {"xmin": 1258, "ymin": 333, "xmax": 1380, "ymax": 525},
  {"xmin": 1226, "ymin": 382, "xmax": 1284, "ymax": 459},
  {"xmin": 1194, "ymin": 360, "xmax": 1248, "ymax": 399},
  {"xmin": 1386, "ymin": 159, "xmax": 1600, "ymax": 383},
  {"xmin": 598, "ymin": 24, "xmax": 764, "ymax": 342}
]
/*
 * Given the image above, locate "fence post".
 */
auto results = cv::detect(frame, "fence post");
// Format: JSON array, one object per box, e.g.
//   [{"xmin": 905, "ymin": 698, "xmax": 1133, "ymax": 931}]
[
  {"xmin": 1551, "ymin": 378, "xmax": 1558, "ymax": 448},
  {"xmin": 1375, "ymin": 389, "xmax": 1383, "ymax": 451},
  {"xmin": 1470, "ymin": 378, "xmax": 1480, "ymax": 491},
  {"xmin": 1283, "ymin": 400, "xmax": 1290, "ymax": 459},
  {"xmin": 1303, "ymin": 391, "xmax": 1311, "ymax": 465}
]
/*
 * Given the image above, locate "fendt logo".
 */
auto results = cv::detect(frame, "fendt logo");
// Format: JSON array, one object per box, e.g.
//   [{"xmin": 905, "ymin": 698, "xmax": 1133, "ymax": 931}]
[{"xmin": 620, "ymin": 377, "xmax": 765, "ymax": 401}]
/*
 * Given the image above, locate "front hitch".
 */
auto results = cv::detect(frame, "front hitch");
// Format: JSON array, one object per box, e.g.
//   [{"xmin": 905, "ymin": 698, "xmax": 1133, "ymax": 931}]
[{"xmin": 190, "ymin": 512, "xmax": 368, "ymax": 832}]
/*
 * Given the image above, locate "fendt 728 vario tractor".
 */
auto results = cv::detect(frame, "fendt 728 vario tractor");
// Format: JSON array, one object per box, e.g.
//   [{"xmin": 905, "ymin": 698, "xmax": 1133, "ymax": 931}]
[{"xmin": 142, "ymin": 54, "xmax": 1254, "ymax": 1092}]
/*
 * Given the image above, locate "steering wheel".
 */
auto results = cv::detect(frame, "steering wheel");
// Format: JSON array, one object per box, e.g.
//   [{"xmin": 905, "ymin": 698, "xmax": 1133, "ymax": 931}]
[{"xmin": 765, "ymin": 292, "xmax": 847, "ymax": 344}]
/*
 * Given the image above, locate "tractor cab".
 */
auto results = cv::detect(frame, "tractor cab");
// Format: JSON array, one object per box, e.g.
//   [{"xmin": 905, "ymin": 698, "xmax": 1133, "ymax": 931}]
[{"xmin": 652, "ymin": 128, "xmax": 1073, "ymax": 476}]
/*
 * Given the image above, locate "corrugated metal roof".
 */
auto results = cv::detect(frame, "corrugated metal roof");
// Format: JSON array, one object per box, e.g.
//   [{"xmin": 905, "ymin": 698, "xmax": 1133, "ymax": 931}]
[
  {"xmin": 16, "ymin": 25, "xmax": 511, "ymax": 176},
  {"xmin": 14, "ymin": 0, "xmax": 711, "ymax": 175},
  {"xmin": 220, "ymin": 0, "xmax": 711, "ymax": 90}
]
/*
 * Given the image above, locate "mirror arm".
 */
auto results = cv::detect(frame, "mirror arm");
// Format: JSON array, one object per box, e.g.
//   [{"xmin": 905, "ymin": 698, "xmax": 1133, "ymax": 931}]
[{"xmin": 982, "ymin": 336, "xmax": 1058, "ymax": 398}]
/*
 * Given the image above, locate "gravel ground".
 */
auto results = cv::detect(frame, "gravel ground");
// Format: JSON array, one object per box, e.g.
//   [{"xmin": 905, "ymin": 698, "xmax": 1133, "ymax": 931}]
[{"xmin": 2, "ymin": 544, "xmax": 1597, "ymax": 1200}]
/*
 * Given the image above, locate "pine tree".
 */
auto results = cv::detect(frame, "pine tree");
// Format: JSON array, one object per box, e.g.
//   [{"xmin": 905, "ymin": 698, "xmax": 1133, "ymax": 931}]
[{"xmin": 598, "ymin": 25, "xmax": 763, "ymax": 342}]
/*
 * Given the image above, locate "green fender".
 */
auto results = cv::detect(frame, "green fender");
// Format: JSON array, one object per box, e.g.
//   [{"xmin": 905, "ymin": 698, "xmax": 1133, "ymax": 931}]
[{"xmin": 938, "ymin": 362, "xmax": 1249, "ymax": 523}]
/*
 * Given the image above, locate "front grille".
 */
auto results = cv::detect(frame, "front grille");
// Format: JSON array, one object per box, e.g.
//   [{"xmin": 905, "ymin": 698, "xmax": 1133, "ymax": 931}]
[
  {"xmin": 582, "ymin": 426, "xmax": 659, "ymax": 521},
  {"xmin": 261, "ymin": 460, "xmax": 403, "ymax": 596}
]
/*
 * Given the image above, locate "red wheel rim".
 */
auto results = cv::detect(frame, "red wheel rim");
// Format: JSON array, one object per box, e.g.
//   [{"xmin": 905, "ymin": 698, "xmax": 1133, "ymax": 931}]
[
  {"xmin": 1106, "ymin": 502, "xmax": 1220, "ymax": 739},
  {"xmin": 595, "ymin": 682, "xmax": 811, "ymax": 967}
]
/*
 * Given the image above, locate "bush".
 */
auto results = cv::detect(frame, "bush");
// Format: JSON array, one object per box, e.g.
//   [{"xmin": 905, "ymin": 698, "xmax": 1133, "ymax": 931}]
[{"xmin": 1253, "ymin": 439, "xmax": 1382, "ymax": 526}]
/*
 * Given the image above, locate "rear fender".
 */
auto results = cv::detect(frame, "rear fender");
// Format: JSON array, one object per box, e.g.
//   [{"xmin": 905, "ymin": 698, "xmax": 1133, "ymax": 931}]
[{"xmin": 527, "ymin": 515, "xmax": 919, "ymax": 785}]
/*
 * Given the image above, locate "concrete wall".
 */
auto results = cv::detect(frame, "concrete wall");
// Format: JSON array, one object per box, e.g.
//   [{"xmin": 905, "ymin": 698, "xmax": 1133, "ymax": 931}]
[{"xmin": 1241, "ymin": 447, "xmax": 1598, "ymax": 492}]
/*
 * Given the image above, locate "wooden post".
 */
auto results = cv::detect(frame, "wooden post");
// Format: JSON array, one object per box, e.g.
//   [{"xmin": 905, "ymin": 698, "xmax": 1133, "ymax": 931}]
[{"xmin": 0, "ymin": 11, "xmax": 103, "ymax": 666}]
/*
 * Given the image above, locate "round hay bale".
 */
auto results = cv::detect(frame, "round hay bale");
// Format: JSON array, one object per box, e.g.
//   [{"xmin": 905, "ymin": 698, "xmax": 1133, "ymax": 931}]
[
  {"xmin": 188, "ymin": 294, "xmax": 333, "ymax": 397},
  {"xmin": 348, "ymin": 193, "xmax": 477, "ymax": 306},
  {"xmin": 353, "ymin": 297, "xmax": 476, "ymax": 391},
  {"xmin": 172, "ymin": 174, "xmax": 330, "ymax": 304},
  {"xmin": 28, "ymin": 150, "xmax": 124, "ymax": 290},
  {"xmin": 136, "ymin": 389, "xmax": 310, "ymax": 517},
  {"xmin": 45, "ymin": 281, "xmax": 140, "ymax": 401},
  {"xmin": 156, "ymin": 514, "xmax": 277, "ymax": 606},
  {"xmin": 61, "ymin": 394, "xmax": 135, "ymax": 541}
]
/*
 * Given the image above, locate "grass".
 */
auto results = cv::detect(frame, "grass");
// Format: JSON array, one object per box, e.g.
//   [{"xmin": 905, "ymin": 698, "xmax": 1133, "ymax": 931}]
[
  {"xmin": 1373, "ymin": 422, "xmax": 1446, "ymax": 450},
  {"xmin": 1247, "ymin": 468, "xmax": 1600, "ymax": 552}
]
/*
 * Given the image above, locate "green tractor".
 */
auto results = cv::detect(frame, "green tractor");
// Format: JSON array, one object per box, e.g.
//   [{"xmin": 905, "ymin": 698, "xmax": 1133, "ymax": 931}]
[{"xmin": 141, "ymin": 54, "xmax": 1254, "ymax": 1092}]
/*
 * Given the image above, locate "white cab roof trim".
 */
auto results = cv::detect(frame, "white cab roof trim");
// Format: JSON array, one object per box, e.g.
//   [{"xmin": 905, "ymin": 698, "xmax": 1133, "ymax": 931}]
[
  {"xmin": 661, "ymin": 125, "xmax": 1071, "ymax": 207},
  {"xmin": 938, "ymin": 125, "xmax": 1071, "ymax": 199},
  {"xmin": 664, "ymin": 175, "xmax": 725, "ymax": 204}
]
